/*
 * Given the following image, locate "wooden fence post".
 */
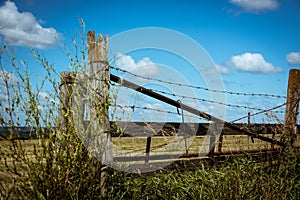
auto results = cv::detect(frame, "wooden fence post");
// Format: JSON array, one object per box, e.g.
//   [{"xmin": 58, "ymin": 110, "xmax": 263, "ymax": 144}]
[
  {"xmin": 87, "ymin": 30, "xmax": 112, "ymax": 193},
  {"xmin": 248, "ymin": 112, "xmax": 254, "ymax": 143},
  {"xmin": 145, "ymin": 136, "xmax": 152, "ymax": 163},
  {"xmin": 282, "ymin": 69, "xmax": 300, "ymax": 148},
  {"xmin": 217, "ymin": 130, "xmax": 223, "ymax": 153},
  {"xmin": 59, "ymin": 72, "xmax": 76, "ymax": 128},
  {"xmin": 208, "ymin": 123, "xmax": 217, "ymax": 157},
  {"xmin": 58, "ymin": 72, "xmax": 86, "ymax": 132}
]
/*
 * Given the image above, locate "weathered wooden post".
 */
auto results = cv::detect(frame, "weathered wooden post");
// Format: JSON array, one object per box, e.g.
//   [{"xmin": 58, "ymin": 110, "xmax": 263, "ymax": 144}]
[
  {"xmin": 87, "ymin": 30, "xmax": 112, "ymax": 193},
  {"xmin": 145, "ymin": 136, "xmax": 152, "ymax": 163},
  {"xmin": 248, "ymin": 112, "xmax": 254, "ymax": 143},
  {"xmin": 208, "ymin": 123, "xmax": 217, "ymax": 157},
  {"xmin": 217, "ymin": 130, "xmax": 223, "ymax": 153},
  {"xmin": 58, "ymin": 72, "xmax": 86, "ymax": 134},
  {"xmin": 59, "ymin": 72, "xmax": 76, "ymax": 128},
  {"xmin": 282, "ymin": 69, "xmax": 300, "ymax": 148}
]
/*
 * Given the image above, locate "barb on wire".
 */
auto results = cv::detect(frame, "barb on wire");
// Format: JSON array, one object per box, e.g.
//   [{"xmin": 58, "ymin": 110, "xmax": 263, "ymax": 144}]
[
  {"xmin": 112, "ymin": 104, "xmax": 200, "ymax": 120},
  {"xmin": 149, "ymin": 88, "xmax": 270, "ymax": 112},
  {"xmin": 113, "ymin": 104, "xmax": 179, "ymax": 115},
  {"xmin": 110, "ymin": 65, "xmax": 286, "ymax": 99},
  {"xmin": 230, "ymin": 103, "xmax": 286, "ymax": 123}
]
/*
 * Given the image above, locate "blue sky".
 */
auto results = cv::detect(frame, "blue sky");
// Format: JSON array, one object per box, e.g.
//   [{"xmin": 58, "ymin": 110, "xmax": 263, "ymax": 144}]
[{"xmin": 1, "ymin": 0, "xmax": 300, "ymax": 123}]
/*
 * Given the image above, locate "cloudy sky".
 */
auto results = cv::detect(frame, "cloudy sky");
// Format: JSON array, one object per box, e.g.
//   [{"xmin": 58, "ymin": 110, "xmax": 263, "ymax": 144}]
[{"xmin": 0, "ymin": 0, "xmax": 300, "ymax": 123}]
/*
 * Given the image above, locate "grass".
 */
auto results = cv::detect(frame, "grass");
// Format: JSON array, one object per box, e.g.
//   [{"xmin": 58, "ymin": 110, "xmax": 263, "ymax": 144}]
[
  {"xmin": 1, "ymin": 138, "xmax": 300, "ymax": 199},
  {"xmin": 104, "ymin": 149, "xmax": 300, "ymax": 200},
  {"xmin": 1, "ymin": 134, "xmax": 298, "ymax": 186},
  {"xmin": 112, "ymin": 134, "xmax": 300, "ymax": 155},
  {"xmin": 1, "ymin": 134, "xmax": 298, "ymax": 165}
]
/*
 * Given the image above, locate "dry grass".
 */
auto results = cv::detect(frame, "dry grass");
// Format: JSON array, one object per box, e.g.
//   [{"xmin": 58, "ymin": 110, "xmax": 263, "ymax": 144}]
[
  {"xmin": 1, "ymin": 134, "xmax": 299, "ymax": 191},
  {"xmin": 1, "ymin": 134, "xmax": 298, "ymax": 163},
  {"xmin": 112, "ymin": 134, "xmax": 300, "ymax": 155}
]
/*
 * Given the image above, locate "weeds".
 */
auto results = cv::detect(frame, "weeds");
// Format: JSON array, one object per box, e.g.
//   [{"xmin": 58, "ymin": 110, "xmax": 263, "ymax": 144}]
[
  {"xmin": 0, "ymin": 33, "xmax": 106, "ymax": 199},
  {"xmin": 102, "ymin": 152, "xmax": 300, "ymax": 200}
]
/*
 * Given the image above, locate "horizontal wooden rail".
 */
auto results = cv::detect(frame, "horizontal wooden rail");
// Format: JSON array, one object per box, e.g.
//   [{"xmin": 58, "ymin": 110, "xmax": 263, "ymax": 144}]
[{"xmin": 113, "ymin": 148, "xmax": 281, "ymax": 162}]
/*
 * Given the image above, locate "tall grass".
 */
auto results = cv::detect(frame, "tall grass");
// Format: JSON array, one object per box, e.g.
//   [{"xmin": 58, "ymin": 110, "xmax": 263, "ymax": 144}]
[
  {"xmin": 0, "ymin": 31, "xmax": 107, "ymax": 199},
  {"xmin": 104, "ymin": 150, "xmax": 300, "ymax": 200}
]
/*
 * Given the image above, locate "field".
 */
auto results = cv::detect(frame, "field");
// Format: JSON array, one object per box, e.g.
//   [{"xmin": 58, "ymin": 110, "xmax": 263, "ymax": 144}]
[
  {"xmin": 1, "ymin": 107, "xmax": 298, "ymax": 198},
  {"xmin": 0, "ymin": 135, "xmax": 266, "ymax": 178},
  {"xmin": 112, "ymin": 134, "xmax": 280, "ymax": 154},
  {"xmin": 1, "ymin": 136, "xmax": 300, "ymax": 199},
  {"xmin": 1, "ymin": 133, "xmax": 298, "ymax": 175}
]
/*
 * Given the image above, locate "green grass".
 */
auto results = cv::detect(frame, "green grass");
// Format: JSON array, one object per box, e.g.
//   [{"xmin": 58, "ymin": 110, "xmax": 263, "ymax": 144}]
[
  {"xmin": 104, "ymin": 150, "xmax": 300, "ymax": 200},
  {"xmin": 1, "ymin": 135, "xmax": 299, "ymax": 199},
  {"xmin": 2, "ymin": 140, "xmax": 300, "ymax": 199}
]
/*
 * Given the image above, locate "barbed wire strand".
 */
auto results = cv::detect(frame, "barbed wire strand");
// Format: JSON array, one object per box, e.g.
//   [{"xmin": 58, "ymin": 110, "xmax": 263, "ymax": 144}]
[
  {"xmin": 110, "ymin": 66, "xmax": 286, "ymax": 99},
  {"xmin": 112, "ymin": 104, "xmax": 200, "ymax": 120},
  {"xmin": 230, "ymin": 103, "xmax": 286, "ymax": 123},
  {"xmin": 112, "ymin": 103, "xmax": 286, "ymax": 123},
  {"xmin": 149, "ymin": 88, "xmax": 270, "ymax": 112},
  {"xmin": 112, "ymin": 82, "xmax": 275, "ymax": 112}
]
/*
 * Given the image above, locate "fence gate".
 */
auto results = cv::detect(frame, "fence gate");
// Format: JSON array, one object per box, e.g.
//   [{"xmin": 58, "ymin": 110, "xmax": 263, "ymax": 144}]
[{"xmin": 59, "ymin": 30, "xmax": 300, "ymax": 173}]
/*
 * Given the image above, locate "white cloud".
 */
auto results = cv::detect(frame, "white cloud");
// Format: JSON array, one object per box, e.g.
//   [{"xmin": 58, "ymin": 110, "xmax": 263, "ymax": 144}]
[
  {"xmin": 202, "ymin": 64, "xmax": 228, "ymax": 75},
  {"xmin": 286, "ymin": 52, "xmax": 300, "ymax": 66},
  {"xmin": 230, "ymin": 0, "xmax": 279, "ymax": 12},
  {"xmin": 143, "ymin": 103, "xmax": 168, "ymax": 122},
  {"xmin": 215, "ymin": 64, "xmax": 229, "ymax": 74},
  {"xmin": 115, "ymin": 53, "xmax": 159, "ymax": 77},
  {"xmin": 229, "ymin": 52, "xmax": 282, "ymax": 73},
  {"xmin": 0, "ymin": 1, "xmax": 62, "ymax": 49}
]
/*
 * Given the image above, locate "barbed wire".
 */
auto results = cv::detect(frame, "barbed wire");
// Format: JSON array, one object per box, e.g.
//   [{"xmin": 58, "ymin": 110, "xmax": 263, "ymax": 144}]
[
  {"xmin": 113, "ymin": 104, "xmax": 179, "ymax": 115},
  {"xmin": 113, "ymin": 82, "xmax": 273, "ymax": 112},
  {"xmin": 149, "ymin": 88, "xmax": 271, "ymax": 112},
  {"xmin": 110, "ymin": 71, "xmax": 287, "ymax": 123},
  {"xmin": 112, "ymin": 103, "xmax": 286, "ymax": 123},
  {"xmin": 112, "ymin": 104, "xmax": 201, "ymax": 120},
  {"xmin": 230, "ymin": 103, "xmax": 286, "ymax": 123},
  {"xmin": 110, "ymin": 65, "xmax": 287, "ymax": 99}
]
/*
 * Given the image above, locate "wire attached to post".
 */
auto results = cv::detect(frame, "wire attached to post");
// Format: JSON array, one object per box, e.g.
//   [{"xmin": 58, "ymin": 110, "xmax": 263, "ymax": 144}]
[{"xmin": 178, "ymin": 100, "xmax": 188, "ymax": 154}]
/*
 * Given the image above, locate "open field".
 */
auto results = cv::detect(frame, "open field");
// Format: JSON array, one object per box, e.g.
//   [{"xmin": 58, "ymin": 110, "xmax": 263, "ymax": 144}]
[
  {"xmin": 1, "ymin": 134, "xmax": 299, "ymax": 168},
  {"xmin": 111, "ymin": 134, "xmax": 300, "ymax": 156},
  {"xmin": 1, "ymin": 134, "xmax": 299, "ymax": 161},
  {"xmin": 1, "ymin": 134, "xmax": 293, "ymax": 156},
  {"xmin": 1, "ymin": 133, "xmax": 299, "ymax": 191}
]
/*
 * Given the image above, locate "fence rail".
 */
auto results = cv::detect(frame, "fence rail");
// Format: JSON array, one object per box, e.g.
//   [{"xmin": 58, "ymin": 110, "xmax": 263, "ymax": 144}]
[{"xmin": 110, "ymin": 121, "xmax": 300, "ymax": 163}]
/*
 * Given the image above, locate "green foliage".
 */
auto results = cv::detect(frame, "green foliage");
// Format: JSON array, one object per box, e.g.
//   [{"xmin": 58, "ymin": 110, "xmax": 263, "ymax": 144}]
[
  {"xmin": 0, "ymin": 33, "xmax": 107, "ymax": 199},
  {"xmin": 103, "ymin": 152, "xmax": 300, "ymax": 200}
]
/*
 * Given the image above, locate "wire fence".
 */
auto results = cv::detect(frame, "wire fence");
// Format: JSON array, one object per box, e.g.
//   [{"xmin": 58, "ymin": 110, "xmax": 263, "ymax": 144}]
[
  {"xmin": 108, "ymin": 65, "xmax": 290, "ymax": 159},
  {"xmin": 230, "ymin": 103, "xmax": 286, "ymax": 123},
  {"xmin": 110, "ymin": 65, "xmax": 287, "ymax": 123},
  {"xmin": 110, "ymin": 65, "xmax": 287, "ymax": 99}
]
